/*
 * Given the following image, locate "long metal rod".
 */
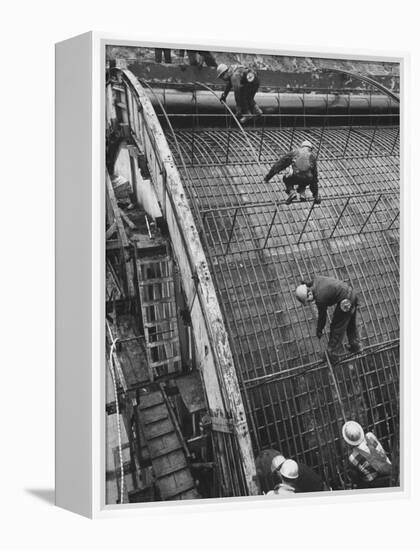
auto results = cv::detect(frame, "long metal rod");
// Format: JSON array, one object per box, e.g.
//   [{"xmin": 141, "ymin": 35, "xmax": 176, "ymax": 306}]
[
  {"xmin": 359, "ymin": 194, "xmax": 382, "ymax": 233},
  {"xmin": 225, "ymin": 208, "xmax": 239, "ymax": 256},
  {"xmin": 261, "ymin": 208, "xmax": 277, "ymax": 250},
  {"xmin": 319, "ymin": 67, "xmax": 400, "ymax": 103},
  {"xmin": 297, "ymin": 201, "xmax": 316, "ymax": 245},
  {"xmin": 387, "ymin": 211, "xmax": 400, "ymax": 230},
  {"xmin": 242, "ymin": 340, "xmax": 398, "ymax": 388},
  {"xmin": 330, "ymin": 197, "xmax": 351, "ymax": 238}
]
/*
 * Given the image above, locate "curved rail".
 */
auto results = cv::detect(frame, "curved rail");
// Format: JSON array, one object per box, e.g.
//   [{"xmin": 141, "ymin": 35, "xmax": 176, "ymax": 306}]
[{"xmin": 319, "ymin": 67, "xmax": 400, "ymax": 103}]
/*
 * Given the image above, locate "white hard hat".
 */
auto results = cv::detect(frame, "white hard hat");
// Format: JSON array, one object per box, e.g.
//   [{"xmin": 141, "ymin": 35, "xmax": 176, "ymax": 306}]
[
  {"xmin": 270, "ymin": 455, "xmax": 286, "ymax": 473},
  {"xmin": 280, "ymin": 459, "xmax": 299, "ymax": 480},
  {"xmin": 295, "ymin": 284, "xmax": 308, "ymax": 304},
  {"xmin": 342, "ymin": 421, "xmax": 365, "ymax": 446},
  {"xmin": 216, "ymin": 63, "xmax": 228, "ymax": 78},
  {"xmin": 301, "ymin": 140, "xmax": 313, "ymax": 149}
]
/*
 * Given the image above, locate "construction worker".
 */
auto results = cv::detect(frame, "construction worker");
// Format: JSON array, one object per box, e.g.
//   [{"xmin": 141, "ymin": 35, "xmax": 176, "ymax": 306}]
[
  {"xmin": 264, "ymin": 140, "xmax": 321, "ymax": 205},
  {"xmin": 217, "ymin": 63, "xmax": 263, "ymax": 124},
  {"xmin": 154, "ymin": 48, "xmax": 171, "ymax": 64},
  {"xmin": 342, "ymin": 421, "xmax": 392, "ymax": 489},
  {"xmin": 179, "ymin": 50, "xmax": 217, "ymax": 68},
  {"xmin": 271, "ymin": 455, "xmax": 326, "ymax": 493},
  {"xmin": 266, "ymin": 459, "xmax": 299, "ymax": 497},
  {"xmin": 255, "ymin": 448, "xmax": 283, "ymax": 494},
  {"xmin": 295, "ymin": 275, "xmax": 362, "ymax": 364}
]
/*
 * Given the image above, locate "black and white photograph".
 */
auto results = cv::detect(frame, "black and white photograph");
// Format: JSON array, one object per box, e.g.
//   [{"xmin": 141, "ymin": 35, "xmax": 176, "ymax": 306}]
[{"xmin": 105, "ymin": 43, "xmax": 400, "ymax": 504}]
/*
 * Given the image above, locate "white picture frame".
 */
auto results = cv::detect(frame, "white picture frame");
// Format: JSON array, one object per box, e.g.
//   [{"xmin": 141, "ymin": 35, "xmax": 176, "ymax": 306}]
[{"xmin": 55, "ymin": 32, "xmax": 407, "ymax": 518}]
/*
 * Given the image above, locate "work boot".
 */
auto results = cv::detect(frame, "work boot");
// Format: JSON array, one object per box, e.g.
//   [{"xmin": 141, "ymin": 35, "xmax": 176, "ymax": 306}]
[
  {"xmin": 254, "ymin": 104, "xmax": 263, "ymax": 118},
  {"xmin": 346, "ymin": 343, "xmax": 363, "ymax": 354},
  {"xmin": 240, "ymin": 114, "xmax": 253, "ymax": 124},
  {"xmin": 286, "ymin": 190, "xmax": 297, "ymax": 204},
  {"xmin": 327, "ymin": 352, "xmax": 341, "ymax": 365}
]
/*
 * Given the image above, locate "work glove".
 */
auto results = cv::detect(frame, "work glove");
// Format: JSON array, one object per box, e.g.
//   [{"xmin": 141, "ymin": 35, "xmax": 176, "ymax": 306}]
[
  {"xmin": 220, "ymin": 94, "xmax": 226, "ymax": 103},
  {"xmin": 316, "ymin": 329, "xmax": 323, "ymax": 339},
  {"xmin": 314, "ymin": 196, "xmax": 321, "ymax": 205}
]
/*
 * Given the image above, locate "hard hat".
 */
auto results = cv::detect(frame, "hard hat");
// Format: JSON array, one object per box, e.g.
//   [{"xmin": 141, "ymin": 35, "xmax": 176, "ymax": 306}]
[
  {"xmin": 246, "ymin": 71, "xmax": 255, "ymax": 83},
  {"xmin": 295, "ymin": 284, "xmax": 308, "ymax": 304},
  {"xmin": 342, "ymin": 421, "xmax": 365, "ymax": 446},
  {"xmin": 301, "ymin": 140, "xmax": 313, "ymax": 149},
  {"xmin": 216, "ymin": 63, "xmax": 228, "ymax": 78},
  {"xmin": 280, "ymin": 459, "xmax": 299, "ymax": 480},
  {"xmin": 271, "ymin": 454, "xmax": 286, "ymax": 473}
]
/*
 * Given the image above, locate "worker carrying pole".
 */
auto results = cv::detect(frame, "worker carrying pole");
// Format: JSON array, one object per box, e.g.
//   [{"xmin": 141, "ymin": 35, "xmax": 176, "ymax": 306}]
[
  {"xmin": 217, "ymin": 63, "xmax": 263, "ymax": 124},
  {"xmin": 264, "ymin": 140, "xmax": 321, "ymax": 205},
  {"xmin": 295, "ymin": 275, "xmax": 362, "ymax": 364}
]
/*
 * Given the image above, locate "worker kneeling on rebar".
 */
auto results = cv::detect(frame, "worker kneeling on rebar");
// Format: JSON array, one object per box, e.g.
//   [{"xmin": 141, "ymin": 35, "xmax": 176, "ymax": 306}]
[
  {"xmin": 295, "ymin": 275, "xmax": 362, "ymax": 364},
  {"xmin": 264, "ymin": 140, "xmax": 321, "ymax": 205},
  {"xmin": 217, "ymin": 63, "xmax": 263, "ymax": 124}
]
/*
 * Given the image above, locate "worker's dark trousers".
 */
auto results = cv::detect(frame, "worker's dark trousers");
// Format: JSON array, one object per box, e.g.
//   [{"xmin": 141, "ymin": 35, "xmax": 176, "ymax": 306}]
[
  {"xmin": 284, "ymin": 173, "xmax": 315, "ymax": 196},
  {"xmin": 155, "ymin": 48, "xmax": 171, "ymax": 63},
  {"xmin": 328, "ymin": 297, "xmax": 360, "ymax": 355},
  {"xmin": 235, "ymin": 81, "xmax": 260, "ymax": 116}
]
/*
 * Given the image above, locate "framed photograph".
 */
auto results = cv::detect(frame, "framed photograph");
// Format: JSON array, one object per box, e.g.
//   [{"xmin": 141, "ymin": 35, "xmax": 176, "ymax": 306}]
[{"xmin": 55, "ymin": 33, "xmax": 403, "ymax": 517}]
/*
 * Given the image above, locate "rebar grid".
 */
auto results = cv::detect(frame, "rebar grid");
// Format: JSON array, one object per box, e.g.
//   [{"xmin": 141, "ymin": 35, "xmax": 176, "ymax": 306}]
[{"xmin": 164, "ymin": 122, "xmax": 399, "ymax": 487}]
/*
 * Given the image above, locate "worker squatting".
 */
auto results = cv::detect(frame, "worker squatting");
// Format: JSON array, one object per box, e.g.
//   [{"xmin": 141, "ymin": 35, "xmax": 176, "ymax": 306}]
[{"xmin": 257, "ymin": 421, "xmax": 392, "ymax": 496}]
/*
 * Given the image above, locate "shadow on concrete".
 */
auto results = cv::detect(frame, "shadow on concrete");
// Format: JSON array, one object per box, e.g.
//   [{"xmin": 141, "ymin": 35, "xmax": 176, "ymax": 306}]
[{"xmin": 25, "ymin": 488, "xmax": 55, "ymax": 505}]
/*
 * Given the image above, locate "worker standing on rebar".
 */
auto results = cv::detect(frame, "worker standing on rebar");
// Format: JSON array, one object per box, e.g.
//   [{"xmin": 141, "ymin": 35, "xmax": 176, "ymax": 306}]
[
  {"xmin": 342, "ymin": 421, "xmax": 392, "ymax": 489},
  {"xmin": 295, "ymin": 275, "xmax": 362, "ymax": 364},
  {"xmin": 264, "ymin": 140, "xmax": 321, "ymax": 205},
  {"xmin": 217, "ymin": 63, "xmax": 263, "ymax": 124}
]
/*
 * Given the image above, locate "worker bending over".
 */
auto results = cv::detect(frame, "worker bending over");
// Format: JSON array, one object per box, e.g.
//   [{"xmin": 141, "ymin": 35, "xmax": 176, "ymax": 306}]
[
  {"xmin": 295, "ymin": 275, "xmax": 362, "ymax": 364},
  {"xmin": 342, "ymin": 421, "xmax": 392, "ymax": 489},
  {"xmin": 217, "ymin": 63, "xmax": 263, "ymax": 124},
  {"xmin": 264, "ymin": 140, "xmax": 321, "ymax": 205}
]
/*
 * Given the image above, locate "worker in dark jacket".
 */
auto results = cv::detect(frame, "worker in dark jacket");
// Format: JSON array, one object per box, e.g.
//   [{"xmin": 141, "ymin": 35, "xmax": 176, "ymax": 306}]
[
  {"xmin": 264, "ymin": 140, "xmax": 321, "ymax": 205},
  {"xmin": 217, "ymin": 63, "xmax": 263, "ymax": 124},
  {"xmin": 255, "ymin": 448, "xmax": 282, "ymax": 494},
  {"xmin": 295, "ymin": 275, "xmax": 362, "ymax": 364}
]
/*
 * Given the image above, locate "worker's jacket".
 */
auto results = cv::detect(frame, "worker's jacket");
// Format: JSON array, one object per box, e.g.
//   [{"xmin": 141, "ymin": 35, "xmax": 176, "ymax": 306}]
[
  {"xmin": 348, "ymin": 432, "xmax": 392, "ymax": 484},
  {"xmin": 306, "ymin": 276, "xmax": 354, "ymax": 334},
  {"xmin": 265, "ymin": 146, "xmax": 319, "ymax": 190},
  {"xmin": 266, "ymin": 483, "xmax": 296, "ymax": 497},
  {"xmin": 222, "ymin": 64, "xmax": 259, "ymax": 98}
]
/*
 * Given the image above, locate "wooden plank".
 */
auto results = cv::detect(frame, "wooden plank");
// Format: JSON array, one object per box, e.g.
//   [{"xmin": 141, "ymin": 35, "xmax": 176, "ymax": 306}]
[
  {"xmin": 106, "ymin": 222, "xmax": 117, "ymax": 240},
  {"xmin": 138, "ymin": 391, "xmax": 164, "ymax": 410},
  {"xmin": 158, "ymin": 469, "xmax": 196, "ymax": 499},
  {"xmin": 152, "ymin": 449, "xmax": 186, "ymax": 476},
  {"xmin": 141, "ymin": 404, "xmax": 169, "ymax": 425},
  {"xmin": 142, "ymin": 417, "xmax": 175, "ymax": 440},
  {"xmin": 155, "ymin": 460, "xmax": 189, "ymax": 479},
  {"xmin": 149, "ymin": 356, "xmax": 181, "ymax": 369}
]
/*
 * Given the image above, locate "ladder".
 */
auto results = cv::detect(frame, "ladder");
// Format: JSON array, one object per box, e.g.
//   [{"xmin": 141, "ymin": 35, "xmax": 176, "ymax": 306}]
[
  {"xmin": 136, "ymin": 388, "xmax": 200, "ymax": 500},
  {"xmin": 136, "ymin": 247, "xmax": 181, "ymax": 380}
]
